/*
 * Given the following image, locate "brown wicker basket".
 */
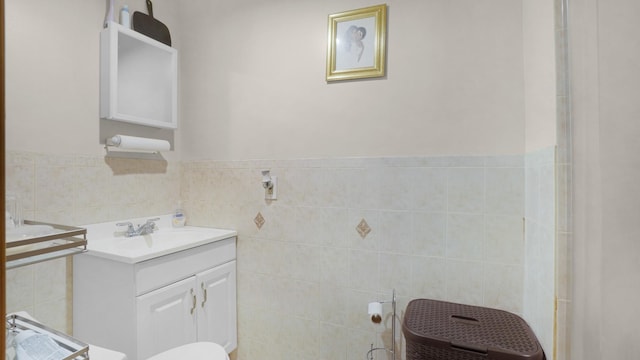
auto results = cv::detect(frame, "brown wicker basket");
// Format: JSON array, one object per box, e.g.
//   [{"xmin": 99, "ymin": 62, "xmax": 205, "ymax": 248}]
[{"xmin": 402, "ymin": 299, "xmax": 545, "ymax": 360}]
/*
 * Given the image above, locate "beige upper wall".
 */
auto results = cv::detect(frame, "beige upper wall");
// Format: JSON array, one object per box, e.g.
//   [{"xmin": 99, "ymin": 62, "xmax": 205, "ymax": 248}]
[
  {"xmin": 5, "ymin": 0, "xmax": 103, "ymax": 155},
  {"xmin": 6, "ymin": 0, "xmax": 556, "ymax": 161},
  {"xmin": 523, "ymin": 0, "xmax": 557, "ymax": 152},
  {"xmin": 178, "ymin": 0, "xmax": 526, "ymax": 160},
  {"xmin": 5, "ymin": 0, "xmax": 181, "ymax": 159}
]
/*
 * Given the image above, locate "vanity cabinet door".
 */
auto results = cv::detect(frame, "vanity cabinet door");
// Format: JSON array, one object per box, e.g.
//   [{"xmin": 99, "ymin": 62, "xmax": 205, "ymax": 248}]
[
  {"xmin": 136, "ymin": 276, "xmax": 197, "ymax": 360},
  {"xmin": 196, "ymin": 260, "xmax": 237, "ymax": 352}
]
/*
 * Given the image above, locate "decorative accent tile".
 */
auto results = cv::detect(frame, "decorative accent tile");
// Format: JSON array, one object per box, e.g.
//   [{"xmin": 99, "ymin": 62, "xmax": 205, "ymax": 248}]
[
  {"xmin": 254, "ymin": 212, "xmax": 265, "ymax": 229},
  {"xmin": 356, "ymin": 218, "xmax": 371, "ymax": 239}
]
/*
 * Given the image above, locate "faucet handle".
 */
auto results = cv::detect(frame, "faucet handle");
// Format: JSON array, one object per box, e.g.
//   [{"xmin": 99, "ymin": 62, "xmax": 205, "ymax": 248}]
[
  {"xmin": 145, "ymin": 218, "xmax": 160, "ymax": 229},
  {"xmin": 116, "ymin": 221, "xmax": 134, "ymax": 229},
  {"xmin": 116, "ymin": 222, "xmax": 136, "ymax": 236}
]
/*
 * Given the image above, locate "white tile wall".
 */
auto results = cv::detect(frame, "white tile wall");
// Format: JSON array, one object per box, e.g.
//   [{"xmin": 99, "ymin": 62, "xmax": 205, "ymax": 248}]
[
  {"xmin": 524, "ymin": 147, "xmax": 556, "ymax": 355},
  {"xmin": 5, "ymin": 151, "xmax": 558, "ymax": 360},
  {"xmin": 5, "ymin": 151, "xmax": 181, "ymax": 333},
  {"xmin": 182, "ymin": 155, "xmax": 532, "ymax": 360}
]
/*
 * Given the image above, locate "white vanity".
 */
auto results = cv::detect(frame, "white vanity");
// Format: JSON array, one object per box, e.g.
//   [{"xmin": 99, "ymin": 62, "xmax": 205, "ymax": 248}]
[{"xmin": 73, "ymin": 216, "xmax": 237, "ymax": 360}]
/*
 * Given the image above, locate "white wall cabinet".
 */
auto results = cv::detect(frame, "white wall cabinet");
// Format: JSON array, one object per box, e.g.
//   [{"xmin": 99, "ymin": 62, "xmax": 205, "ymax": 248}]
[
  {"xmin": 73, "ymin": 237, "xmax": 236, "ymax": 360},
  {"xmin": 100, "ymin": 22, "xmax": 178, "ymax": 129}
]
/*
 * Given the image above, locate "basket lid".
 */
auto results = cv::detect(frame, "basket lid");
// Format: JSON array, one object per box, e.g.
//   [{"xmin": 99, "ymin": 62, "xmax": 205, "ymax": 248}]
[{"xmin": 402, "ymin": 299, "xmax": 543, "ymax": 360}]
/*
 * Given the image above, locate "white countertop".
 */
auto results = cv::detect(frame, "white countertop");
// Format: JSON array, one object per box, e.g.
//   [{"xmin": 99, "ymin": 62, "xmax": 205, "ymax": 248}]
[{"xmin": 80, "ymin": 215, "xmax": 237, "ymax": 263}]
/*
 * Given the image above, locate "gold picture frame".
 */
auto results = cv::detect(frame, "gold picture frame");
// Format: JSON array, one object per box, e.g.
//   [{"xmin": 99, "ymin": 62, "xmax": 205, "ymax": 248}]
[{"xmin": 326, "ymin": 4, "xmax": 387, "ymax": 82}]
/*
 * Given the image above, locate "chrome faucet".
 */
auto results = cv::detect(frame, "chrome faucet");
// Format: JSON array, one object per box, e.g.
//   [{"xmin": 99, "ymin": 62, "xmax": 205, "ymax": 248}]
[{"xmin": 117, "ymin": 218, "xmax": 160, "ymax": 237}]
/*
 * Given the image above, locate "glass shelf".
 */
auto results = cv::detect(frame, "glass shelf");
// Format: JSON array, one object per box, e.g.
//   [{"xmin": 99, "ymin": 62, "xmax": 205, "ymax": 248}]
[{"xmin": 6, "ymin": 220, "xmax": 87, "ymax": 269}]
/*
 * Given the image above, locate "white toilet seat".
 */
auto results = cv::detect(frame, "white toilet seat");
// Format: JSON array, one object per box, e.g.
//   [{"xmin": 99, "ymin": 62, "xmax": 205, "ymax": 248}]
[{"xmin": 145, "ymin": 342, "xmax": 229, "ymax": 360}]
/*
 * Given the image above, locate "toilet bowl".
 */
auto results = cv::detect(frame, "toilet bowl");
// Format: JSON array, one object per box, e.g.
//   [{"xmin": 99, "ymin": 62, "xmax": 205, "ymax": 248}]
[{"xmin": 145, "ymin": 342, "xmax": 229, "ymax": 360}]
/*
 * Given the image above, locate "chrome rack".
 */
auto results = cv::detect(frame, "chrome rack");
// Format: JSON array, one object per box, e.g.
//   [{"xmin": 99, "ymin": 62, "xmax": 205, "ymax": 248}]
[
  {"xmin": 6, "ymin": 314, "xmax": 90, "ymax": 360},
  {"xmin": 6, "ymin": 220, "xmax": 87, "ymax": 269}
]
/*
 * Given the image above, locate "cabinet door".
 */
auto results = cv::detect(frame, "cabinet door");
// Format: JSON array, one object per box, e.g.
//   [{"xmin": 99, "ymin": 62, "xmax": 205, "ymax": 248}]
[
  {"xmin": 137, "ymin": 277, "xmax": 197, "ymax": 359},
  {"xmin": 196, "ymin": 260, "xmax": 237, "ymax": 352}
]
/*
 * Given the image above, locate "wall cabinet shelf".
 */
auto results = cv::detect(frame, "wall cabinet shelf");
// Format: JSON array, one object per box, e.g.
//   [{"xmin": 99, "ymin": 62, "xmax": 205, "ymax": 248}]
[{"xmin": 100, "ymin": 22, "xmax": 178, "ymax": 129}]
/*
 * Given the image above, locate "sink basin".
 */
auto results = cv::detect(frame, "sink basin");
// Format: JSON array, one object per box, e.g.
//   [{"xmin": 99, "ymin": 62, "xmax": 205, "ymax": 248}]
[
  {"xmin": 82, "ymin": 216, "xmax": 237, "ymax": 263},
  {"xmin": 107, "ymin": 228, "xmax": 211, "ymax": 251}
]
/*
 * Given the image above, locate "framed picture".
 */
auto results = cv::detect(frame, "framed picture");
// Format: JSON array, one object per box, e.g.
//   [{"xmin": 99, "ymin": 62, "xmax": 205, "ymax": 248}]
[{"xmin": 326, "ymin": 4, "xmax": 387, "ymax": 82}]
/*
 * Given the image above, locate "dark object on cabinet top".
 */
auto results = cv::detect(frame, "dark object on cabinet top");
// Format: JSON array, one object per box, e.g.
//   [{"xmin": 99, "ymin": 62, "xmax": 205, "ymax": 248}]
[{"xmin": 132, "ymin": 0, "xmax": 172, "ymax": 46}]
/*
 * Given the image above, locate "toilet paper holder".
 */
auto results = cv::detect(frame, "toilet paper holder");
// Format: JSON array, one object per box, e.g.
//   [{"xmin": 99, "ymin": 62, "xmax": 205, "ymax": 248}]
[{"xmin": 366, "ymin": 289, "xmax": 397, "ymax": 360}]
